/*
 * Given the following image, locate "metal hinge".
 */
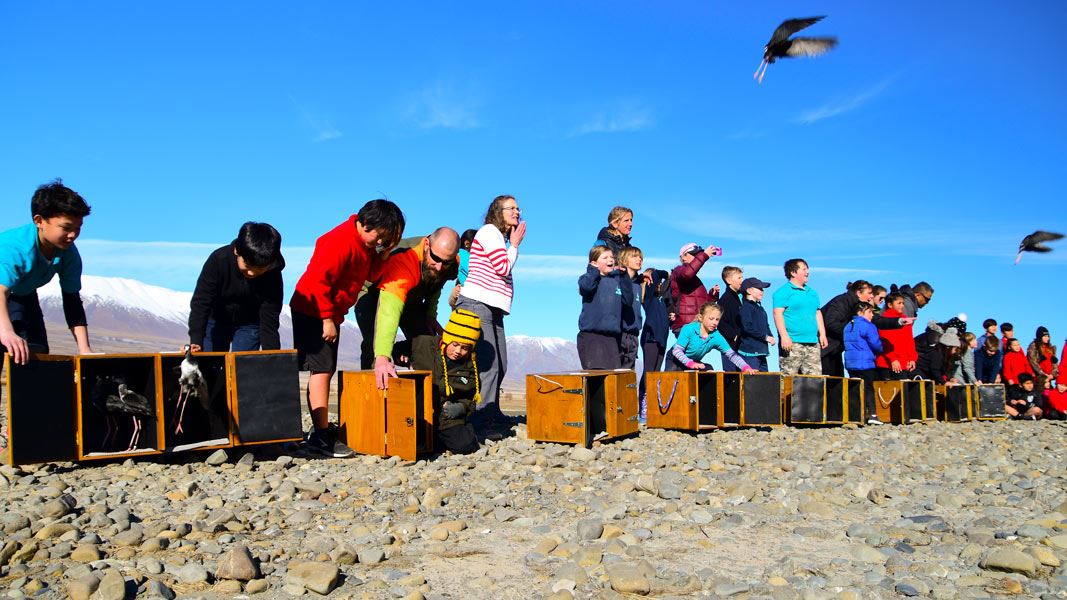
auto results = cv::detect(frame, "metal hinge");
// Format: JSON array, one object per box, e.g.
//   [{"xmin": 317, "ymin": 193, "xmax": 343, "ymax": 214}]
[
  {"xmin": 405, "ymin": 417, "xmax": 414, "ymax": 426},
  {"xmin": 563, "ymin": 388, "xmax": 583, "ymax": 395},
  {"xmin": 563, "ymin": 421, "xmax": 583, "ymax": 428},
  {"xmin": 689, "ymin": 395, "xmax": 697, "ymax": 404},
  {"xmin": 626, "ymin": 415, "xmax": 639, "ymax": 422},
  {"xmin": 626, "ymin": 383, "xmax": 637, "ymax": 389}
]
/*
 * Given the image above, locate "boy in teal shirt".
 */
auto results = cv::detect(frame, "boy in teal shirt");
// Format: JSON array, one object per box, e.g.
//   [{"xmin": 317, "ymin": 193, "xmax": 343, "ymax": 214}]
[
  {"xmin": 0, "ymin": 180, "xmax": 95, "ymax": 365},
  {"xmin": 772, "ymin": 258, "xmax": 827, "ymax": 375}
]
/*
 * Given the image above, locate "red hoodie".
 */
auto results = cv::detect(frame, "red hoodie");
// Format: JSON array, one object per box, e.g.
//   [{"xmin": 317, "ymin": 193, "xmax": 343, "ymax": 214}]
[
  {"xmin": 1045, "ymin": 387, "xmax": 1067, "ymax": 414},
  {"xmin": 290, "ymin": 216, "xmax": 386, "ymax": 324},
  {"xmin": 875, "ymin": 308, "xmax": 917, "ymax": 369},
  {"xmin": 1001, "ymin": 348, "xmax": 1034, "ymax": 385}
]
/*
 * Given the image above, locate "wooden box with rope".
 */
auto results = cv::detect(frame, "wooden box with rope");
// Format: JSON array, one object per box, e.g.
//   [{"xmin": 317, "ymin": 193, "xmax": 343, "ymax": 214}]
[
  {"xmin": 722, "ymin": 371, "xmax": 785, "ymax": 427},
  {"xmin": 337, "ymin": 370, "xmax": 434, "ymax": 461},
  {"xmin": 784, "ymin": 375, "xmax": 848, "ymax": 425},
  {"xmin": 644, "ymin": 371, "xmax": 724, "ymax": 431},
  {"xmin": 935, "ymin": 384, "xmax": 973, "ymax": 422},
  {"xmin": 871, "ymin": 379, "xmax": 925, "ymax": 424},
  {"xmin": 974, "ymin": 384, "xmax": 1007, "ymax": 421},
  {"xmin": 526, "ymin": 371, "xmax": 638, "ymax": 447}
]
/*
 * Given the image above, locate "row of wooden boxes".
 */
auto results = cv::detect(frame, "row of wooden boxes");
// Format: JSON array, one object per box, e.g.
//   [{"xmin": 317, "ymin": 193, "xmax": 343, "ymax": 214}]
[
  {"xmin": 526, "ymin": 370, "xmax": 1009, "ymax": 448},
  {"xmin": 4, "ymin": 351, "xmax": 304, "ymax": 465}
]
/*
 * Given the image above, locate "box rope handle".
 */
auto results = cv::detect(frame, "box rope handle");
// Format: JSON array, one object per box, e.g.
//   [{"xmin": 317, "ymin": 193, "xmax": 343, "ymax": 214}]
[
  {"xmin": 533, "ymin": 374, "xmax": 564, "ymax": 394},
  {"xmin": 656, "ymin": 379, "xmax": 679, "ymax": 415},
  {"xmin": 877, "ymin": 386, "xmax": 899, "ymax": 409}
]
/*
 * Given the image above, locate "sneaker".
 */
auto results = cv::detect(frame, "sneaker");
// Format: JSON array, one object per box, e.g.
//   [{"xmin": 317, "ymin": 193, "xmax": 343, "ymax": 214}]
[
  {"xmin": 305, "ymin": 424, "xmax": 354, "ymax": 458},
  {"xmin": 866, "ymin": 416, "xmax": 884, "ymax": 425}
]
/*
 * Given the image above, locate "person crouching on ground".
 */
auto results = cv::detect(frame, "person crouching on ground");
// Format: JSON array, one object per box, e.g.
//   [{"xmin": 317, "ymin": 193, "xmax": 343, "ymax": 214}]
[
  {"xmin": 667, "ymin": 302, "xmax": 753, "ymax": 372},
  {"xmin": 577, "ymin": 246, "xmax": 632, "ymax": 370},
  {"xmin": 1006, "ymin": 373, "xmax": 1042, "ymax": 420},
  {"xmin": 410, "ymin": 309, "xmax": 483, "ymax": 454}
]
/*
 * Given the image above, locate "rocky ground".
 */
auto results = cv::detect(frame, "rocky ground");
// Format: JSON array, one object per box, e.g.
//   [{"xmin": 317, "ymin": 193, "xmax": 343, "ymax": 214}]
[{"xmin": 1, "ymin": 419, "xmax": 1066, "ymax": 600}]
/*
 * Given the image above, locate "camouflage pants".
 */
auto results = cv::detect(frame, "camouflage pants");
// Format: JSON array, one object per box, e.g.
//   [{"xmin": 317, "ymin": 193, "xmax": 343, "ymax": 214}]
[{"xmin": 780, "ymin": 342, "xmax": 822, "ymax": 376}]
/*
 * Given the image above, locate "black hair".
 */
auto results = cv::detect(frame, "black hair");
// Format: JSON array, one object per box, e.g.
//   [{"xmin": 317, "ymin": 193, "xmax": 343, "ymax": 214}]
[
  {"xmin": 234, "ymin": 222, "xmax": 281, "ymax": 268},
  {"xmin": 913, "ymin": 281, "xmax": 934, "ymax": 296},
  {"xmin": 1017, "ymin": 373, "xmax": 1033, "ymax": 384},
  {"xmin": 783, "ymin": 258, "xmax": 807, "ymax": 279},
  {"xmin": 31, "ymin": 179, "xmax": 91, "ymax": 219},
  {"xmin": 1001, "ymin": 322, "xmax": 1014, "ymax": 332},
  {"xmin": 871, "ymin": 284, "xmax": 887, "ymax": 295},
  {"xmin": 357, "ymin": 199, "xmax": 406, "ymax": 247},
  {"xmin": 460, "ymin": 228, "xmax": 478, "ymax": 247},
  {"xmin": 885, "ymin": 292, "xmax": 904, "ymax": 306},
  {"xmin": 982, "ymin": 318, "xmax": 997, "ymax": 329},
  {"xmin": 848, "ymin": 280, "xmax": 872, "ymax": 294},
  {"xmin": 854, "ymin": 302, "xmax": 875, "ymax": 314}
]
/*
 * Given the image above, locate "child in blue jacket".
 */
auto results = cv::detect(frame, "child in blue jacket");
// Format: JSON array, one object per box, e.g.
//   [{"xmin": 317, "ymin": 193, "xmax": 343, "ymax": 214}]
[
  {"xmin": 844, "ymin": 302, "xmax": 883, "ymax": 424},
  {"xmin": 738, "ymin": 277, "xmax": 776, "ymax": 371},
  {"xmin": 577, "ymin": 246, "xmax": 633, "ymax": 370}
]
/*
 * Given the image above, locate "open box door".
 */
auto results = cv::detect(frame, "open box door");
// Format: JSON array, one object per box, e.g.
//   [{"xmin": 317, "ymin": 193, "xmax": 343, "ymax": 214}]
[
  {"xmin": 5, "ymin": 354, "xmax": 78, "ymax": 465},
  {"xmin": 645, "ymin": 371, "xmax": 698, "ymax": 431},
  {"xmin": 228, "ymin": 351, "xmax": 303, "ymax": 445},
  {"xmin": 606, "ymin": 370, "xmax": 639, "ymax": 439},
  {"xmin": 526, "ymin": 373, "xmax": 590, "ymax": 446},
  {"xmin": 383, "ymin": 374, "xmax": 434, "ymax": 461}
]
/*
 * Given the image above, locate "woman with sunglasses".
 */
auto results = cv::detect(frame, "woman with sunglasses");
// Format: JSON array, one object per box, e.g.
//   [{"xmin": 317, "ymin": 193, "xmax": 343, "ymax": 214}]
[{"xmin": 456, "ymin": 195, "xmax": 526, "ymax": 429}]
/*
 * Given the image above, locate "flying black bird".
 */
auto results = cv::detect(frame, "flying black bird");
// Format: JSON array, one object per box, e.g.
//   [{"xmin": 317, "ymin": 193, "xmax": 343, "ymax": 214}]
[
  {"xmin": 1015, "ymin": 230, "xmax": 1064, "ymax": 264},
  {"xmin": 172, "ymin": 345, "xmax": 210, "ymax": 435},
  {"xmin": 91, "ymin": 374, "xmax": 155, "ymax": 451},
  {"xmin": 755, "ymin": 16, "xmax": 838, "ymax": 84}
]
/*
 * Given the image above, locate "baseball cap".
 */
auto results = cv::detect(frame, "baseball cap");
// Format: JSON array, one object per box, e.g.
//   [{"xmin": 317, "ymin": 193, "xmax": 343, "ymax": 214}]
[
  {"xmin": 678, "ymin": 242, "xmax": 703, "ymax": 257},
  {"xmin": 740, "ymin": 277, "xmax": 771, "ymax": 293}
]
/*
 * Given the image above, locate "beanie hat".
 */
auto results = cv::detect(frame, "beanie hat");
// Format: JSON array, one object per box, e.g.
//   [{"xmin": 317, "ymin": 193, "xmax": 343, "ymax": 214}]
[
  {"xmin": 944, "ymin": 315, "xmax": 967, "ymax": 335},
  {"xmin": 938, "ymin": 327, "xmax": 961, "ymax": 347},
  {"xmin": 442, "ymin": 309, "xmax": 481, "ymax": 347},
  {"xmin": 926, "ymin": 320, "xmax": 943, "ymax": 334},
  {"xmin": 1037, "ymin": 326, "xmax": 1050, "ymax": 339}
]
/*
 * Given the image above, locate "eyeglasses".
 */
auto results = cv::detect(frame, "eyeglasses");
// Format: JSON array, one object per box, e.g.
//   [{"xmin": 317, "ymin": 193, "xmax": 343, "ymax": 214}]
[
  {"xmin": 427, "ymin": 247, "xmax": 456, "ymax": 265},
  {"xmin": 502, "ymin": 205, "xmax": 521, "ymax": 212}
]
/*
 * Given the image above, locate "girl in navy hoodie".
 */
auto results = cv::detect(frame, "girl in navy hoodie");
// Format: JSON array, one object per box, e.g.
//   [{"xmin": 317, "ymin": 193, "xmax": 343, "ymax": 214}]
[
  {"xmin": 843, "ymin": 302, "xmax": 883, "ymax": 424},
  {"xmin": 577, "ymin": 246, "xmax": 634, "ymax": 370}
]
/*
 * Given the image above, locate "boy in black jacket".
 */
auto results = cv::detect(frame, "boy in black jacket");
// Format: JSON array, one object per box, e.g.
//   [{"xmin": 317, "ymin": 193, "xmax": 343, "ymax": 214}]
[
  {"xmin": 188, "ymin": 222, "xmax": 284, "ymax": 351},
  {"xmin": 1007, "ymin": 373, "xmax": 1043, "ymax": 420}
]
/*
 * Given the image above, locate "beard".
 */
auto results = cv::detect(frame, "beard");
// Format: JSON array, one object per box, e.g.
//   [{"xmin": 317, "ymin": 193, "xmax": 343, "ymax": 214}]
[{"xmin": 421, "ymin": 262, "xmax": 445, "ymax": 285}]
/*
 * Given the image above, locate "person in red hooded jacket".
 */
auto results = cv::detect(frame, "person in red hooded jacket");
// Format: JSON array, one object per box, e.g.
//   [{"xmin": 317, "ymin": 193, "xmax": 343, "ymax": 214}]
[
  {"xmin": 875, "ymin": 292, "xmax": 917, "ymax": 380},
  {"xmin": 1001, "ymin": 337, "xmax": 1035, "ymax": 385},
  {"xmin": 668, "ymin": 242, "xmax": 722, "ymax": 337}
]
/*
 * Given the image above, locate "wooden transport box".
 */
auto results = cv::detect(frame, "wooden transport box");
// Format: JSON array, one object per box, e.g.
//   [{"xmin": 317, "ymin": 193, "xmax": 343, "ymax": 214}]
[
  {"xmin": 75, "ymin": 354, "xmax": 164, "ymax": 461},
  {"xmin": 871, "ymin": 379, "xmax": 926, "ymax": 424},
  {"xmin": 936, "ymin": 384, "xmax": 974, "ymax": 422},
  {"xmin": 226, "ymin": 350, "xmax": 303, "ymax": 445},
  {"xmin": 645, "ymin": 370, "xmax": 724, "ymax": 432},
  {"xmin": 338, "ymin": 370, "xmax": 434, "ymax": 460},
  {"xmin": 844, "ymin": 378, "xmax": 865, "ymax": 424},
  {"xmin": 721, "ymin": 371, "xmax": 784, "ymax": 427},
  {"xmin": 526, "ymin": 370, "xmax": 638, "ymax": 447},
  {"xmin": 785, "ymin": 375, "xmax": 847, "ymax": 425},
  {"xmin": 974, "ymin": 384, "xmax": 1007, "ymax": 421},
  {"xmin": 159, "ymin": 352, "xmax": 231, "ymax": 453},
  {"xmin": 915, "ymin": 379, "xmax": 936, "ymax": 422},
  {"xmin": 5, "ymin": 354, "xmax": 78, "ymax": 465}
]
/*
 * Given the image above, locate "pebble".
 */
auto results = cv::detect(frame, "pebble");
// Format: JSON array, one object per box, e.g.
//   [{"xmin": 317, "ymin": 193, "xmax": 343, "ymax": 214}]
[
  {"xmin": 205, "ymin": 449, "xmax": 229, "ymax": 466},
  {"xmin": 980, "ymin": 549, "xmax": 1038, "ymax": 576},
  {"xmin": 216, "ymin": 545, "xmax": 260, "ymax": 581},
  {"xmin": 285, "ymin": 561, "xmax": 340, "ymax": 595}
]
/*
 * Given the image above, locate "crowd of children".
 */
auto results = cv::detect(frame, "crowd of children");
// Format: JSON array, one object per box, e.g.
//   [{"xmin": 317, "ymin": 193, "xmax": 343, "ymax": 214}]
[{"xmin": 582, "ymin": 205, "xmax": 1064, "ymax": 423}]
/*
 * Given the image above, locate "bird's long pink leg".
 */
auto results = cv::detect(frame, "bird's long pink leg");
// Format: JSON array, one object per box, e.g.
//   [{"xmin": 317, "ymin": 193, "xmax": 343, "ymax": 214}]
[
  {"xmin": 176, "ymin": 393, "xmax": 190, "ymax": 435},
  {"xmin": 754, "ymin": 59, "xmax": 765, "ymax": 80},
  {"xmin": 173, "ymin": 389, "xmax": 187, "ymax": 434},
  {"xmin": 758, "ymin": 62, "xmax": 769, "ymax": 84},
  {"xmin": 127, "ymin": 416, "xmax": 140, "ymax": 451}
]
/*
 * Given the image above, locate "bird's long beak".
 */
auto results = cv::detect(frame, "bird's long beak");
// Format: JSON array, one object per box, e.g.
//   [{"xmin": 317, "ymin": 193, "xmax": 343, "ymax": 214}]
[
  {"xmin": 754, "ymin": 58, "xmax": 765, "ymax": 80},
  {"xmin": 758, "ymin": 63, "xmax": 768, "ymax": 84},
  {"xmin": 1014, "ymin": 252, "xmax": 1023, "ymax": 265}
]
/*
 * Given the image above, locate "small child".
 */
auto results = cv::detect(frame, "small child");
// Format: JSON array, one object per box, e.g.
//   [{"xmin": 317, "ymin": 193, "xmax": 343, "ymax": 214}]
[
  {"xmin": 953, "ymin": 332, "xmax": 979, "ymax": 384},
  {"xmin": 667, "ymin": 302, "xmax": 753, "ymax": 372},
  {"xmin": 577, "ymin": 246, "xmax": 633, "ymax": 370},
  {"xmin": 975, "ymin": 335, "xmax": 1002, "ymax": 383},
  {"xmin": 1006, "ymin": 373, "xmax": 1042, "ymax": 420},
  {"xmin": 617, "ymin": 247, "xmax": 645, "ymax": 370},
  {"xmin": 843, "ymin": 302, "xmax": 883, "ymax": 424},
  {"xmin": 0, "ymin": 180, "xmax": 94, "ymax": 363},
  {"xmin": 188, "ymin": 222, "xmax": 284, "ymax": 352},
  {"xmin": 1043, "ymin": 379, "xmax": 1067, "ymax": 420},
  {"xmin": 638, "ymin": 267, "xmax": 671, "ymax": 420},
  {"xmin": 1001, "ymin": 337, "xmax": 1034, "ymax": 385},
  {"xmin": 737, "ymin": 277, "xmax": 776, "ymax": 371},
  {"xmin": 448, "ymin": 228, "xmax": 478, "ymax": 309},
  {"xmin": 976, "ymin": 318, "xmax": 998, "ymax": 350},
  {"xmin": 290, "ymin": 199, "xmax": 405, "ymax": 458},
  {"xmin": 717, "ymin": 266, "xmax": 745, "ymax": 369}
]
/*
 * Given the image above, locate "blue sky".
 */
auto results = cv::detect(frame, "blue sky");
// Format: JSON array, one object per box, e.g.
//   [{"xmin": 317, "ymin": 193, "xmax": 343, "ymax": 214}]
[{"xmin": 2, "ymin": 1, "xmax": 1066, "ymax": 356}]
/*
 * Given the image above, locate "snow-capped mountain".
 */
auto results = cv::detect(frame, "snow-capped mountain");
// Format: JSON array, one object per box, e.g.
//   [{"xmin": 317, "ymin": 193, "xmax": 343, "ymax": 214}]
[{"xmin": 37, "ymin": 276, "xmax": 580, "ymax": 383}]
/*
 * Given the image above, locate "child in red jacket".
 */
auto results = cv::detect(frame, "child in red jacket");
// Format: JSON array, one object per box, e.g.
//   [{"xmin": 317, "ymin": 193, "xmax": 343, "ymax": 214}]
[
  {"xmin": 1044, "ymin": 379, "xmax": 1067, "ymax": 420},
  {"xmin": 875, "ymin": 293, "xmax": 917, "ymax": 380},
  {"xmin": 1001, "ymin": 337, "xmax": 1034, "ymax": 385},
  {"xmin": 289, "ymin": 200, "xmax": 405, "ymax": 457}
]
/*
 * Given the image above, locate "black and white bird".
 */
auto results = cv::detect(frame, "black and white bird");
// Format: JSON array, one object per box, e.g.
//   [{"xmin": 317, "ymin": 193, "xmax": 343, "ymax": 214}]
[
  {"xmin": 755, "ymin": 16, "xmax": 838, "ymax": 84},
  {"xmin": 1015, "ymin": 230, "xmax": 1064, "ymax": 264},
  {"xmin": 173, "ymin": 346, "xmax": 210, "ymax": 435},
  {"xmin": 91, "ymin": 374, "xmax": 154, "ymax": 451}
]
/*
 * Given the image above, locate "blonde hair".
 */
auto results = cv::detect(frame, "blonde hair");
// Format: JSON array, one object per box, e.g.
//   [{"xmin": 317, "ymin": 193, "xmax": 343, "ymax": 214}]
[
  {"xmin": 695, "ymin": 302, "xmax": 722, "ymax": 322},
  {"xmin": 588, "ymin": 245, "xmax": 612, "ymax": 262},
  {"xmin": 961, "ymin": 332, "xmax": 976, "ymax": 346},
  {"xmin": 606, "ymin": 206, "xmax": 633, "ymax": 234},
  {"xmin": 617, "ymin": 246, "xmax": 643, "ymax": 266}
]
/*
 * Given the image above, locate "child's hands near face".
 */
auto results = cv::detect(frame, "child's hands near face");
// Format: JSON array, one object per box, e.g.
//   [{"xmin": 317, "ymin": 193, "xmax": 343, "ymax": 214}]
[{"xmin": 322, "ymin": 319, "xmax": 338, "ymax": 343}]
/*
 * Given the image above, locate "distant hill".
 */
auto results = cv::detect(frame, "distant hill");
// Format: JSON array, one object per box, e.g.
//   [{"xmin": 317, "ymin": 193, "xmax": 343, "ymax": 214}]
[{"xmin": 37, "ymin": 276, "xmax": 580, "ymax": 388}]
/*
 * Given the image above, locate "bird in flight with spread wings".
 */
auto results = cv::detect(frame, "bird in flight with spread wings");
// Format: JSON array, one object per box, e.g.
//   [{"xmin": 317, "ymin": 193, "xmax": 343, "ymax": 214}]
[
  {"xmin": 755, "ymin": 16, "xmax": 838, "ymax": 84},
  {"xmin": 1015, "ymin": 230, "xmax": 1064, "ymax": 264}
]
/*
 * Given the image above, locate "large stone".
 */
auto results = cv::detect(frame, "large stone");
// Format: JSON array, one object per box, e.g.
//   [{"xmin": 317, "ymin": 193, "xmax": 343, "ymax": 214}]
[
  {"xmin": 569, "ymin": 447, "xmax": 596, "ymax": 462},
  {"xmin": 286, "ymin": 561, "xmax": 340, "ymax": 595},
  {"xmin": 71, "ymin": 545, "xmax": 103, "ymax": 562},
  {"xmin": 177, "ymin": 563, "xmax": 211, "ymax": 584},
  {"xmin": 1046, "ymin": 534, "xmax": 1067, "ymax": 550},
  {"xmin": 1029, "ymin": 546, "xmax": 1060, "ymax": 567},
  {"xmin": 358, "ymin": 547, "xmax": 385, "ymax": 564},
  {"xmin": 577, "ymin": 518, "xmax": 604, "ymax": 541},
  {"xmin": 205, "ymin": 449, "xmax": 229, "ymax": 466},
  {"xmin": 607, "ymin": 563, "xmax": 650, "ymax": 595},
  {"xmin": 40, "ymin": 493, "xmax": 77, "ymax": 518},
  {"xmin": 66, "ymin": 575, "xmax": 100, "ymax": 600},
  {"xmin": 980, "ymin": 549, "xmax": 1038, "ymax": 576},
  {"xmin": 852, "ymin": 546, "xmax": 888, "ymax": 564},
  {"xmin": 145, "ymin": 580, "xmax": 175, "ymax": 600},
  {"xmin": 93, "ymin": 569, "xmax": 127, "ymax": 600},
  {"xmin": 216, "ymin": 545, "xmax": 260, "ymax": 581}
]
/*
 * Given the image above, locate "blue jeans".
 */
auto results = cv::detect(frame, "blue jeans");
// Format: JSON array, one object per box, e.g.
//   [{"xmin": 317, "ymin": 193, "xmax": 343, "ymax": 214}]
[
  {"xmin": 740, "ymin": 354, "xmax": 768, "ymax": 371},
  {"xmin": 203, "ymin": 320, "xmax": 261, "ymax": 352}
]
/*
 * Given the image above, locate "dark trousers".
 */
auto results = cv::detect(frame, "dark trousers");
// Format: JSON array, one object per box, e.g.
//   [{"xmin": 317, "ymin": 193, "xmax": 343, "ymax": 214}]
[
  {"xmin": 639, "ymin": 341, "xmax": 665, "ymax": 407},
  {"xmin": 436, "ymin": 423, "xmax": 480, "ymax": 454},
  {"xmin": 850, "ymin": 368, "xmax": 878, "ymax": 417},
  {"xmin": 620, "ymin": 332, "xmax": 639, "ymax": 370},
  {"xmin": 878, "ymin": 367, "xmax": 908, "ymax": 381},
  {"xmin": 740, "ymin": 354, "xmax": 768, "ymax": 371},
  {"xmin": 577, "ymin": 332, "xmax": 621, "ymax": 370},
  {"xmin": 203, "ymin": 320, "xmax": 260, "ymax": 352},
  {"xmin": 3, "ymin": 292, "xmax": 49, "ymax": 354},
  {"xmin": 355, "ymin": 289, "xmax": 436, "ymax": 369},
  {"xmin": 821, "ymin": 349, "xmax": 844, "ymax": 377}
]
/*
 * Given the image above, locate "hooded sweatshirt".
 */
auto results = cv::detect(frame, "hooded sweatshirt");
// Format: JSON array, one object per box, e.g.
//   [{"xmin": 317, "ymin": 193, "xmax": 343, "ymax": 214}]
[
  {"xmin": 1002, "ymin": 346, "xmax": 1035, "ymax": 385},
  {"xmin": 875, "ymin": 308, "xmax": 917, "ymax": 370},
  {"xmin": 578, "ymin": 265, "xmax": 634, "ymax": 335}
]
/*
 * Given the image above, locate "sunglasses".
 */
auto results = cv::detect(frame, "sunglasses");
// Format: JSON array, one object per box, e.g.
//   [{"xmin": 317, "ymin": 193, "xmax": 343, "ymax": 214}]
[{"xmin": 427, "ymin": 247, "xmax": 456, "ymax": 265}]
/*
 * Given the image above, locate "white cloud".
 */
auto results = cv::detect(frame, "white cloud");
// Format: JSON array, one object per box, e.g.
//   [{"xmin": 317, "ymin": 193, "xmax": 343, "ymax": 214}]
[
  {"xmin": 572, "ymin": 103, "xmax": 653, "ymax": 136},
  {"xmin": 794, "ymin": 77, "xmax": 894, "ymax": 125},
  {"xmin": 404, "ymin": 81, "xmax": 482, "ymax": 131},
  {"xmin": 289, "ymin": 95, "xmax": 343, "ymax": 142}
]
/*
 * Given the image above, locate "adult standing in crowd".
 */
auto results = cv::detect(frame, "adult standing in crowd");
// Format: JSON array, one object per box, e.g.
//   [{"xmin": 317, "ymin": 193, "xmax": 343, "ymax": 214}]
[
  {"xmin": 819, "ymin": 280, "xmax": 873, "ymax": 377},
  {"xmin": 669, "ymin": 242, "xmax": 721, "ymax": 338},
  {"xmin": 593, "ymin": 206, "xmax": 633, "ymax": 257},
  {"xmin": 716, "ymin": 266, "xmax": 744, "ymax": 371},
  {"xmin": 456, "ymin": 195, "xmax": 526, "ymax": 425},
  {"xmin": 772, "ymin": 258, "xmax": 827, "ymax": 376},
  {"xmin": 1027, "ymin": 326, "xmax": 1059, "ymax": 390},
  {"xmin": 358, "ymin": 228, "xmax": 460, "ymax": 385},
  {"xmin": 894, "ymin": 281, "xmax": 934, "ymax": 318}
]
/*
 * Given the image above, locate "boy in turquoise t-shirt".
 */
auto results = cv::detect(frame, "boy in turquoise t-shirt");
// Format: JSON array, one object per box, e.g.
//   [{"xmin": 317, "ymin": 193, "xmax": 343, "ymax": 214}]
[{"xmin": 0, "ymin": 180, "xmax": 95, "ymax": 365}]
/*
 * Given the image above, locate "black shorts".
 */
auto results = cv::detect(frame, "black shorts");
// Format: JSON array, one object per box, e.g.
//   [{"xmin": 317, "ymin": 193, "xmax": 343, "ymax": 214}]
[{"xmin": 292, "ymin": 310, "xmax": 339, "ymax": 373}]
